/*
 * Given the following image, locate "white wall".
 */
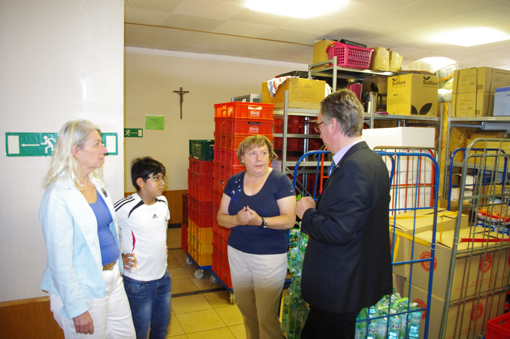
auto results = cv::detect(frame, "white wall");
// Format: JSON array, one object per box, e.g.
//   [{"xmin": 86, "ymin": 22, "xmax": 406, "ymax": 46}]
[
  {"xmin": 124, "ymin": 48, "xmax": 306, "ymax": 192},
  {"xmin": 0, "ymin": 0, "xmax": 125, "ymax": 302}
]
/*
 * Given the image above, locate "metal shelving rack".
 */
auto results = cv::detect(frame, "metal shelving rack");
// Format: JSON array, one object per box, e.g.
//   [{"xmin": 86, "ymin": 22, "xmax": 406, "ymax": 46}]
[
  {"xmin": 442, "ymin": 106, "xmax": 510, "ymax": 199},
  {"xmin": 272, "ymin": 59, "xmax": 443, "ymax": 190}
]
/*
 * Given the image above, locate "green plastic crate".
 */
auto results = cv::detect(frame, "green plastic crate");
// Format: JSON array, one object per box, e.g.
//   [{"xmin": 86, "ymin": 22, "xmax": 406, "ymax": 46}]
[{"xmin": 190, "ymin": 139, "xmax": 215, "ymax": 161}]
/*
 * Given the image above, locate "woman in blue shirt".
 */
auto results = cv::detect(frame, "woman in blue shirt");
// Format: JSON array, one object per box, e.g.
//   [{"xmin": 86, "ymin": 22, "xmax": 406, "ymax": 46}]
[
  {"xmin": 217, "ymin": 135, "xmax": 296, "ymax": 339},
  {"xmin": 40, "ymin": 120, "xmax": 135, "ymax": 338}
]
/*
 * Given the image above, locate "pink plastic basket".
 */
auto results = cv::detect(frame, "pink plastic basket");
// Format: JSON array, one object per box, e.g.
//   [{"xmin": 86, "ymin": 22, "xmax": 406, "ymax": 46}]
[{"xmin": 327, "ymin": 42, "xmax": 373, "ymax": 69}]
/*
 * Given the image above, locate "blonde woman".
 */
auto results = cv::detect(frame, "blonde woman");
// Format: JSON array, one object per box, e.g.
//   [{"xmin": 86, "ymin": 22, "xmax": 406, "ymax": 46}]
[
  {"xmin": 40, "ymin": 120, "xmax": 135, "ymax": 338},
  {"xmin": 217, "ymin": 135, "xmax": 296, "ymax": 339}
]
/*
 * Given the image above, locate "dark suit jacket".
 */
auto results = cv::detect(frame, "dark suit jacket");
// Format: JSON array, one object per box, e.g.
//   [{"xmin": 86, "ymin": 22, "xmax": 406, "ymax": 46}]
[{"xmin": 301, "ymin": 141, "xmax": 393, "ymax": 313}]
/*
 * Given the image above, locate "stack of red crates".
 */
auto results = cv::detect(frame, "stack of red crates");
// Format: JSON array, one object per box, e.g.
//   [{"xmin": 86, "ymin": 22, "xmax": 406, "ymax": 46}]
[
  {"xmin": 187, "ymin": 157, "xmax": 214, "ymax": 266},
  {"xmin": 211, "ymin": 102, "xmax": 274, "ymax": 289},
  {"xmin": 181, "ymin": 193, "xmax": 188, "ymax": 252},
  {"xmin": 273, "ymin": 117, "xmax": 324, "ymax": 155}
]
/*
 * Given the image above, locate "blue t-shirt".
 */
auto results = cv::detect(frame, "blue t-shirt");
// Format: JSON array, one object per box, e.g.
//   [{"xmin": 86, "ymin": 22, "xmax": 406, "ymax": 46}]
[
  {"xmin": 224, "ymin": 169, "xmax": 295, "ymax": 255},
  {"xmin": 90, "ymin": 191, "xmax": 119, "ymax": 265}
]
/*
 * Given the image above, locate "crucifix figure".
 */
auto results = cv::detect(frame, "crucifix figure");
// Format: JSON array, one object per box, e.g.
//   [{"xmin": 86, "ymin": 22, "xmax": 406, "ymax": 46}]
[{"xmin": 173, "ymin": 86, "xmax": 189, "ymax": 119}]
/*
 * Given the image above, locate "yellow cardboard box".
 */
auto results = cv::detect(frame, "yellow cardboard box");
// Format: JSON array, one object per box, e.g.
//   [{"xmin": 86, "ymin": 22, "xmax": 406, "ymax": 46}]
[
  {"xmin": 452, "ymin": 92, "xmax": 493, "ymax": 117},
  {"xmin": 405, "ymin": 227, "xmax": 510, "ymax": 301},
  {"xmin": 261, "ymin": 78, "xmax": 326, "ymax": 109},
  {"xmin": 370, "ymin": 47, "xmax": 390, "ymax": 71},
  {"xmin": 387, "ymin": 74, "xmax": 439, "ymax": 116},
  {"xmin": 453, "ymin": 67, "xmax": 510, "ymax": 94},
  {"xmin": 389, "ymin": 51, "xmax": 403, "ymax": 73},
  {"xmin": 390, "ymin": 209, "xmax": 466, "ymax": 278},
  {"xmin": 370, "ymin": 47, "xmax": 402, "ymax": 72},
  {"xmin": 312, "ymin": 39, "xmax": 335, "ymax": 70},
  {"xmin": 466, "ymin": 139, "xmax": 510, "ymax": 169},
  {"xmin": 404, "ymin": 281, "xmax": 505, "ymax": 339}
]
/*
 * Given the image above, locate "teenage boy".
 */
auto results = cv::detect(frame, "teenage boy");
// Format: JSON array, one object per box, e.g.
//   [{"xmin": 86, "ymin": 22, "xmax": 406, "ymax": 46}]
[{"xmin": 114, "ymin": 157, "xmax": 171, "ymax": 339}]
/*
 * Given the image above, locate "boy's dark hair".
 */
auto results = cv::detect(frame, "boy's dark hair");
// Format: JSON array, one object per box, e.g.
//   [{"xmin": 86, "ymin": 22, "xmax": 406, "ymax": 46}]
[{"xmin": 131, "ymin": 157, "xmax": 167, "ymax": 191}]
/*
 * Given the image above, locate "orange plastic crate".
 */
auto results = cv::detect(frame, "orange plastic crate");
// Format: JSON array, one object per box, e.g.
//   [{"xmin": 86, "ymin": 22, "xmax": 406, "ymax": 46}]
[
  {"xmin": 192, "ymin": 250, "xmax": 212, "ymax": 267},
  {"xmin": 214, "ymin": 102, "xmax": 274, "ymax": 119},
  {"xmin": 189, "ymin": 222, "xmax": 213, "ymax": 241}
]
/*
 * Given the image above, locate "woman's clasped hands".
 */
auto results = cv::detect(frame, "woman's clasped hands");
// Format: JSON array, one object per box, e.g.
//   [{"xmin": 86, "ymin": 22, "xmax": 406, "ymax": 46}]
[{"xmin": 235, "ymin": 206, "xmax": 261, "ymax": 226}]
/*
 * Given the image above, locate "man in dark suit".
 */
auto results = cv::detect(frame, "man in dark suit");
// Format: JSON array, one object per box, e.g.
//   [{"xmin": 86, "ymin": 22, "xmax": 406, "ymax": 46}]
[{"xmin": 295, "ymin": 89, "xmax": 393, "ymax": 339}]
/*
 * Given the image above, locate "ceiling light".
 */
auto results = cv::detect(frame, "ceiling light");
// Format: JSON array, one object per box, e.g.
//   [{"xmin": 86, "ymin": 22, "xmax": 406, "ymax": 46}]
[
  {"xmin": 433, "ymin": 27, "xmax": 510, "ymax": 47},
  {"xmin": 247, "ymin": 0, "xmax": 347, "ymax": 19}
]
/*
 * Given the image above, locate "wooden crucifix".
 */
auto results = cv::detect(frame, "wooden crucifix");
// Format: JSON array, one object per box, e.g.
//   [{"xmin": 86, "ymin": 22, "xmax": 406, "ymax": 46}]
[{"xmin": 173, "ymin": 86, "xmax": 189, "ymax": 119}]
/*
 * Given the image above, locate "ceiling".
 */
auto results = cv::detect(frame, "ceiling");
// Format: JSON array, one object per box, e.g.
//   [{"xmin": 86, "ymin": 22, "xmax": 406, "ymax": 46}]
[{"xmin": 125, "ymin": 0, "xmax": 510, "ymax": 70}]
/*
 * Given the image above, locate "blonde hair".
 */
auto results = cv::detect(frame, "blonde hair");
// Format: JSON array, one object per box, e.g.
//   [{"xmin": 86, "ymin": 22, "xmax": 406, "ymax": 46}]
[
  {"xmin": 43, "ymin": 120, "xmax": 105, "ymax": 190},
  {"xmin": 236, "ymin": 135, "xmax": 274, "ymax": 163}
]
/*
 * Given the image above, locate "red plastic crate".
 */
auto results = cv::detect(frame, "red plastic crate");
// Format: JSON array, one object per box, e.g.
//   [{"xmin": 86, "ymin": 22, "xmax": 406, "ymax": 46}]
[
  {"xmin": 187, "ymin": 169, "xmax": 194, "ymax": 186},
  {"xmin": 214, "ymin": 118, "xmax": 228, "ymax": 133},
  {"xmin": 276, "ymin": 138, "xmax": 304, "ymax": 152},
  {"xmin": 194, "ymin": 198, "xmax": 213, "ymax": 215},
  {"xmin": 195, "ymin": 214, "xmax": 212, "ymax": 228},
  {"xmin": 212, "ymin": 244, "xmax": 219, "ymax": 272},
  {"xmin": 327, "ymin": 42, "xmax": 374, "ymax": 70},
  {"xmin": 487, "ymin": 312, "xmax": 510, "ymax": 338},
  {"xmin": 214, "ymin": 132, "xmax": 224, "ymax": 149},
  {"xmin": 195, "ymin": 173, "xmax": 213, "ymax": 189},
  {"xmin": 213, "ymin": 188, "xmax": 222, "ymax": 206},
  {"xmin": 181, "ymin": 224, "xmax": 188, "ymax": 252},
  {"xmin": 214, "ymin": 102, "xmax": 274, "ymax": 119},
  {"xmin": 228, "ymin": 118, "xmax": 273, "ymax": 135},
  {"xmin": 214, "ymin": 147, "xmax": 240, "ymax": 166},
  {"xmin": 213, "ymin": 176, "xmax": 227, "ymax": 192},
  {"xmin": 189, "ymin": 157, "xmax": 198, "ymax": 174},
  {"xmin": 213, "ymin": 203, "xmax": 220, "ymax": 218},
  {"xmin": 223, "ymin": 133, "xmax": 273, "ymax": 150},
  {"xmin": 195, "ymin": 187, "xmax": 212, "ymax": 201},
  {"xmin": 309, "ymin": 138, "xmax": 324, "ymax": 150},
  {"xmin": 196, "ymin": 160, "xmax": 213, "ymax": 175}
]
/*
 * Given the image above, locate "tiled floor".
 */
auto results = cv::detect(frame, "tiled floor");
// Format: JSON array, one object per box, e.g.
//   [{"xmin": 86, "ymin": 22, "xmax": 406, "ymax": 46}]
[{"xmin": 165, "ymin": 227, "xmax": 247, "ymax": 339}]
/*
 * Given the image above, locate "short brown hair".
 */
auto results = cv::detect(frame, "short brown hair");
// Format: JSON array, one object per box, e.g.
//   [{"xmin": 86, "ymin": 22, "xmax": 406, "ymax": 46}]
[
  {"xmin": 320, "ymin": 89, "xmax": 364, "ymax": 137},
  {"xmin": 236, "ymin": 135, "xmax": 274, "ymax": 163}
]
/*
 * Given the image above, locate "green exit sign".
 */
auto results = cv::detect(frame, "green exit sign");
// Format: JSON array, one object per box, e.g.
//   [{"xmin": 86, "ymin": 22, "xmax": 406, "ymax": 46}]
[
  {"xmin": 6, "ymin": 132, "xmax": 118, "ymax": 157},
  {"xmin": 124, "ymin": 128, "xmax": 143, "ymax": 138}
]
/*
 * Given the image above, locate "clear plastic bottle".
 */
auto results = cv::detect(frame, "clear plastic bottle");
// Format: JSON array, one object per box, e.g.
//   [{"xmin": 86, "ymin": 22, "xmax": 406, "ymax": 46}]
[
  {"xmin": 388, "ymin": 311, "xmax": 402, "ymax": 339},
  {"xmin": 295, "ymin": 301, "xmax": 309, "ymax": 338},
  {"xmin": 367, "ymin": 306, "xmax": 378, "ymax": 338},
  {"xmin": 408, "ymin": 303, "xmax": 422, "ymax": 338},
  {"xmin": 287, "ymin": 295, "xmax": 300, "ymax": 339},
  {"xmin": 355, "ymin": 309, "xmax": 368, "ymax": 339},
  {"xmin": 376, "ymin": 316, "xmax": 388, "ymax": 339},
  {"xmin": 282, "ymin": 293, "xmax": 293, "ymax": 335}
]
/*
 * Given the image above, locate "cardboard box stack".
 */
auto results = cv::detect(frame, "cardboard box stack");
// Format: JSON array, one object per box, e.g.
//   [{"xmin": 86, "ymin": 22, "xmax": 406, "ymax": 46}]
[
  {"xmin": 452, "ymin": 67, "xmax": 510, "ymax": 117},
  {"xmin": 262, "ymin": 78, "xmax": 325, "ymax": 159},
  {"xmin": 187, "ymin": 152, "xmax": 214, "ymax": 267},
  {"xmin": 370, "ymin": 47, "xmax": 403, "ymax": 72},
  {"xmin": 211, "ymin": 101, "xmax": 275, "ymax": 289},
  {"xmin": 387, "ymin": 74, "xmax": 439, "ymax": 116},
  {"xmin": 391, "ymin": 209, "xmax": 510, "ymax": 338}
]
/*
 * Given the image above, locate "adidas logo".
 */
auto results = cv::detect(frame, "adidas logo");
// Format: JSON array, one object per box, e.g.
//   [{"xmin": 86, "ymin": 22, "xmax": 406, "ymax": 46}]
[{"xmin": 152, "ymin": 214, "xmax": 158, "ymax": 219}]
